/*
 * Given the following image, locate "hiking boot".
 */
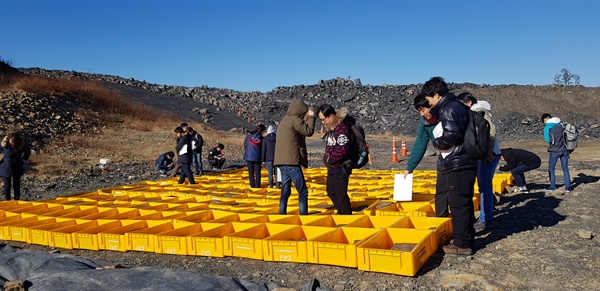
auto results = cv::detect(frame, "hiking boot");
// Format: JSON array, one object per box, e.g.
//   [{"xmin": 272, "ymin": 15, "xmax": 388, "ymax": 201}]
[
  {"xmin": 442, "ymin": 244, "xmax": 473, "ymax": 256},
  {"xmin": 474, "ymin": 221, "xmax": 486, "ymax": 231}
]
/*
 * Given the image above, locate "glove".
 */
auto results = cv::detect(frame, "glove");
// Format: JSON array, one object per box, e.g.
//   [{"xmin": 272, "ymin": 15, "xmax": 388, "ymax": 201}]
[{"xmin": 322, "ymin": 153, "xmax": 331, "ymax": 168}]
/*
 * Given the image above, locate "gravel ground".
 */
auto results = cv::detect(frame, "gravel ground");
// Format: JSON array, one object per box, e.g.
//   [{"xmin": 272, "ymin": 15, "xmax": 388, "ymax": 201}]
[{"xmin": 3, "ymin": 138, "xmax": 599, "ymax": 291}]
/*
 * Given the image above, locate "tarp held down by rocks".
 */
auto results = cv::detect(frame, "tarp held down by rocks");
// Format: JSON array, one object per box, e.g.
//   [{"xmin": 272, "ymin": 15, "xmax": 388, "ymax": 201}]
[{"xmin": 0, "ymin": 244, "xmax": 278, "ymax": 291}]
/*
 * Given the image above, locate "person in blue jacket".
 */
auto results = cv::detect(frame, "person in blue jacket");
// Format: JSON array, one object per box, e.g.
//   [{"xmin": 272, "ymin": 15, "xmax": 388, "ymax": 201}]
[
  {"xmin": 541, "ymin": 113, "xmax": 572, "ymax": 192},
  {"xmin": 244, "ymin": 124, "xmax": 266, "ymax": 188},
  {"xmin": 0, "ymin": 133, "xmax": 31, "ymax": 200},
  {"xmin": 155, "ymin": 151, "xmax": 175, "ymax": 176},
  {"xmin": 261, "ymin": 125, "xmax": 278, "ymax": 188},
  {"xmin": 403, "ymin": 93, "xmax": 438, "ymax": 178}
]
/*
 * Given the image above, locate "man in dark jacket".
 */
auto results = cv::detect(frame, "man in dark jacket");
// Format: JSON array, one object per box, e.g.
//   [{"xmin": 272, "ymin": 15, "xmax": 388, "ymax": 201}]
[
  {"xmin": 155, "ymin": 151, "xmax": 175, "ymax": 176},
  {"xmin": 499, "ymin": 148, "xmax": 541, "ymax": 193},
  {"xmin": 318, "ymin": 104, "xmax": 354, "ymax": 215},
  {"xmin": 176, "ymin": 127, "xmax": 195, "ymax": 184},
  {"xmin": 0, "ymin": 133, "xmax": 31, "ymax": 200},
  {"xmin": 423, "ymin": 76, "xmax": 478, "ymax": 256},
  {"xmin": 261, "ymin": 125, "xmax": 278, "ymax": 188},
  {"xmin": 208, "ymin": 144, "xmax": 226, "ymax": 169},
  {"xmin": 274, "ymin": 99, "xmax": 315, "ymax": 215}
]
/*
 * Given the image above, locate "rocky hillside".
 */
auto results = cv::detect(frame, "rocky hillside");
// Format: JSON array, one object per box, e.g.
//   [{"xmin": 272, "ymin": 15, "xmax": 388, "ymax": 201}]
[{"xmin": 18, "ymin": 68, "xmax": 600, "ymax": 141}]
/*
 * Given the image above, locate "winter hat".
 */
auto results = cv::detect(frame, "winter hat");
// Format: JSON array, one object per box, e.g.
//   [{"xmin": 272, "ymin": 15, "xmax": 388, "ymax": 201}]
[{"xmin": 267, "ymin": 125, "xmax": 276, "ymax": 135}]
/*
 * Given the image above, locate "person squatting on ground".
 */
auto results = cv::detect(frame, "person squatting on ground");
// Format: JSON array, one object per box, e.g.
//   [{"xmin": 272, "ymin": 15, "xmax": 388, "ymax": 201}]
[
  {"xmin": 189, "ymin": 126, "xmax": 204, "ymax": 176},
  {"xmin": 274, "ymin": 99, "xmax": 315, "ymax": 215},
  {"xmin": 244, "ymin": 124, "xmax": 266, "ymax": 188},
  {"xmin": 423, "ymin": 76, "xmax": 478, "ymax": 256},
  {"xmin": 498, "ymin": 148, "xmax": 541, "ymax": 193},
  {"xmin": 318, "ymin": 105, "xmax": 355, "ymax": 215},
  {"xmin": 176, "ymin": 126, "xmax": 195, "ymax": 184},
  {"xmin": 0, "ymin": 133, "xmax": 31, "ymax": 200},
  {"xmin": 155, "ymin": 151, "xmax": 175, "ymax": 176},
  {"xmin": 458, "ymin": 92, "xmax": 501, "ymax": 232},
  {"xmin": 403, "ymin": 93, "xmax": 438, "ymax": 178},
  {"xmin": 208, "ymin": 143, "xmax": 226, "ymax": 169},
  {"xmin": 542, "ymin": 113, "xmax": 572, "ymax": 192},
  {"xmin": 262, "ymin": 125, "xmax": 279, "ymax": 188}
]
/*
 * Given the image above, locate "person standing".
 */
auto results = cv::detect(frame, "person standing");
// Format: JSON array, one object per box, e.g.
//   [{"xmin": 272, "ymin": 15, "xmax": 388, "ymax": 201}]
[
  {"xmin": 498, "ymin": 148, "xmax": 541, "ymax": 193},
  {"xmin": 176, "ymin": 127, "xmax": 195, "ymax": 184},
  {"xmin": 318, "ymin": 104, "xmax": 354, "ymax": 215},
  {"xmin": 458, "ymin": 92, "xmax": 501, "ymax": 231},
  {"xmin": 189, "ymin": 127, "xmax": 204, "ymax": 176},
  {"xmin": 541, "ymin": 113, "xmax": 572, "ymax": 192},
  {"xmin": 0, "ymin": 133, "xmax": 31, "ymax": 200},
  {"xmin": 274, "ymin": 99, "xmax": 316, "ymax": 215},
  {"xmin": 262, "ymin": 125, "xmax": 279, "ymax": 188},
  {"xmin": 169, "ymin": 126, "xmax": 185, "ymax": 178},
  {"xmin": 423, "ymin": 76, "xmax": 478, "ymax": 255},
  {"xmin": 244, "ymin": 124, "xmax": 266, "ymax": 188}
]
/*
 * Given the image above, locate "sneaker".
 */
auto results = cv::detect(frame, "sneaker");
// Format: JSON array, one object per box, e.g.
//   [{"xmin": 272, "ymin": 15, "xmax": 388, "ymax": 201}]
[
  {"xmin": 520, "ymin": 186, "xmax": 530, "ymax": 193},
  {"xmin": 442, "ymin": 244, "xmax": 473, "ymax": 256},
  {"xmin": 474, "ymin": 221, "xmax": 486, "ymax": 231},
  {"xmin": 544, "ymin": 187, "xmax": 556, "ymax": 192},
  {"xmin": 565, "ymin": 189, "xmax": 572, "ymax": 193}
]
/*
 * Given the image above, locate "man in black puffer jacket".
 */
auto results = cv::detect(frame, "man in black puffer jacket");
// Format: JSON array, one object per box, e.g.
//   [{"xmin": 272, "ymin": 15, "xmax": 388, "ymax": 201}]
[{"xmin": 423, "ymin": 76, "xmax": 478, "ymax": 256}]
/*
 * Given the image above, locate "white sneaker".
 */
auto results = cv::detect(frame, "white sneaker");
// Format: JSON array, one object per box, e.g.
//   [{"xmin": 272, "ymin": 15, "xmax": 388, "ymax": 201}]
[{"xmin": 520, "ymin": 186, "xmax": 529, "ymax": 193}]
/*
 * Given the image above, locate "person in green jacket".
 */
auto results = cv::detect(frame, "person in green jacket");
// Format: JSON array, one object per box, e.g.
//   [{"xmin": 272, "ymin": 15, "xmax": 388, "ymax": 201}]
[{"xmin": 403, "ymin": 93, "xmax": 438, "ymax": 178}]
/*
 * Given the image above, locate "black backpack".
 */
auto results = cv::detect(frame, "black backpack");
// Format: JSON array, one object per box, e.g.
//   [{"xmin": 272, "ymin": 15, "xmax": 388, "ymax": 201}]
[
  {"xmin": 348, "ymin": 124, "xmax": 369, "ymax": 168},
  {"xmin": 462, "ymin": 109, "xmax": 491, "ymax": 160}
]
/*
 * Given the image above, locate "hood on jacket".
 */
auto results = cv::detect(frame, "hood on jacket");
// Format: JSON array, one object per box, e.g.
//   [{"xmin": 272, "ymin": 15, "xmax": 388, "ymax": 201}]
[
  {"xmin": 325, "ymin": 108, "xmax": 354, "ymax": 131},
  {"xmin": 267, "ymin": 125, "xmax": 276, "ymax": 135},
  {"xmin": 286, "ymin": 99, "xmax": 309, "ymax": 118},
  {"xmin": 546, "ymin": 117, "xmax": 561, "ymax": 124},
  {"xmin": 472, "ymin": 100, "xmax": 492, "ymax": 111}
]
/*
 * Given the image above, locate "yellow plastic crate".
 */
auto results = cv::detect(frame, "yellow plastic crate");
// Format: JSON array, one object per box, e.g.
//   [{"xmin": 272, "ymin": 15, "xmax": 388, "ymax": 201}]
[
  {"xmin": 186, "ymin": 222, "xmax": 260, "ymax": 257},
  {"xmin": 307, "ymin": 227, "xmax": 381, "ymax": 267},
  {"xmin": 268, "ymin": 215, "xmax": 329, "ymax": 226},
  {"xmin": 391, "ymin": 216, "xmax": 452, "ymax": 249},
  {"xmin": 50, "ymin": 220, "xmax": 112, "ymax": 249},
  {"xmin": 72, "ymin": 220, "xmax": 126, "ymax": 250},
  {"xmin": 223, "ymin": 223, "xmax": 297, "ymax": 260},
  {"xmin": 99, "ymin": 220, "xmax": 170, "ymax": 252},
  {"xmin": 303, "ymin": 215, "xmax": 365, "ymax": 228},
  {"xmin": 356, "ymin": 228, "xmax": 436, "ymax": 276},
  {"xmin": 261, "ymin": 226, "xmax": 335, "ymax": 263},
  {"xmin": 375, "ymin": 202, "xmax": 435, "ymax": 217},
  {"xmin": 154, "ymin": 222, "xmax": 224, "ymax": 255},
  {"xmin": 344, "ymin": 216, "xmax": 406, "ymax": 228},
  {"xmin": 7, "ymin": 217, "xmax": 61, "ymax": 243},
  {"xmin": 126, "ymin": 220, "xmax": 196, "ymax": 252},
  {"xmin": 0, "ymin": 212, "xmax": 28, "ymax": 240}
]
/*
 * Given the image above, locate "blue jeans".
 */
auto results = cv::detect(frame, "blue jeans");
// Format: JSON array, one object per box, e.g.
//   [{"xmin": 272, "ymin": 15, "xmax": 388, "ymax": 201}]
[
  {"xmin": 266, "ymin": 162, "xmax": 279, "ymax": 188},
  {"xmin": 510, "ymin": 161, "xmax": 541, "ymax": 187},
  {"xmin": 192, "ymin": 152, "xmax": 203, "ymax": 174},
  {"xmin": 477, "ymin": 155, "xmax": 500, "ymax": 224},
  {"xmin": 548, "ymin": 151, "xmax": 571, "ymax": 190},
  {"xmin": 279, "ymin": 165, "xmax": 308, "ymax": 215}
]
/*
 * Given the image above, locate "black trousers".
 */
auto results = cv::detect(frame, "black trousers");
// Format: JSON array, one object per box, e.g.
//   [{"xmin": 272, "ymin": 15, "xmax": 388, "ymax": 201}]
[
  {"xmin": 3, "ymin": 175, "xmax": 21, "ymax": 200},
  {"xmin": 246, "ymin": 161, "xmax": 262, "ymax": 188},
  {"xmin": 178, "ymin": 163, "xmax": 196, "ymax": 184},
  {"xmin": 326, "ymin": 172, "xmax": 352, "ymax": 215},
  {"xmin": 435, "ymin": 169, "xmax": 477, "ymax": 249}
]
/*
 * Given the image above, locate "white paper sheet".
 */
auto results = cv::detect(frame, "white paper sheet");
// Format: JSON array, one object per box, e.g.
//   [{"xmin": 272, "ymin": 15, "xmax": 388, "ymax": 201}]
[{"xmin": 393, "ymin": 173, "xmax": 413, "ymax": 201}]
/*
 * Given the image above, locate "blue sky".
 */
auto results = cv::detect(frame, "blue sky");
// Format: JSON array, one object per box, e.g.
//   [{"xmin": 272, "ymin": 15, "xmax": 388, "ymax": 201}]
[{"xmin": 1, "ymin": 0, "xmax": 599, "ymax": 92}]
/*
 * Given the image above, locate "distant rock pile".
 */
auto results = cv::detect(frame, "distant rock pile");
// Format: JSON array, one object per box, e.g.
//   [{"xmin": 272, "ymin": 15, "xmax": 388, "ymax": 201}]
[
  {"xmin": 20, "ymin": 68, "xmax": 600, "ymax": 140},
  {"xmin": 0, "ymin": 92, "xmax": 98, "ymax": 150}
]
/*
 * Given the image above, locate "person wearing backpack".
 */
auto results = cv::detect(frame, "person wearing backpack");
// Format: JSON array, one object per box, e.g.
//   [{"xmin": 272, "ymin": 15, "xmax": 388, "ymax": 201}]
[
  {"xmin": 423, "ymin": 76, "xmax": 478, "ymax": 256},
  {"xmin": 458, "ymin": 92, "xmax": 501, "ymax": 232},
  {"xmin": 243, "ymin": 124, "xmax": 266, "ymax": 188},
  {"xmin": 318, "ymin": 104, "xmax": 354, "ymax": 215},
  {"xmin": 541, "ymin": 113, "xmax": 572, "ymax": 193}
]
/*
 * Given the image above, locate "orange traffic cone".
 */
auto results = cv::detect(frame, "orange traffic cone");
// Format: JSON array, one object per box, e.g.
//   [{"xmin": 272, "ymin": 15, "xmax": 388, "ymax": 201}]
[
  {"xmin": 247, "ymin": 116, "xmax": 251, "ymax": 122},
  {"xmin": 237, "ymin": 107, "xmax": 242, "ymax": 117},
  {"xmin": 401, "ymin": 140, "xmax": 407, "ymax": 157},
  {"xmin": 391, "ymin": 138, "xmax": 399, "ymax": 163}
]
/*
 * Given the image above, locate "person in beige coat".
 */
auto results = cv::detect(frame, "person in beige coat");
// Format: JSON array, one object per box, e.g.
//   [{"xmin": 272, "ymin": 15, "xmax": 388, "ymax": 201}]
[{"xmin": 274, "ymin": 99, "xmax": 315, "ymax": 215}]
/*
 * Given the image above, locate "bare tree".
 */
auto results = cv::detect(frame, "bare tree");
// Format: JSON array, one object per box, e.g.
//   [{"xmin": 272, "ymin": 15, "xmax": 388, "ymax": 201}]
[{"xmin": 553, "ymin": 68, "xmax": 580, "ymax": 86}]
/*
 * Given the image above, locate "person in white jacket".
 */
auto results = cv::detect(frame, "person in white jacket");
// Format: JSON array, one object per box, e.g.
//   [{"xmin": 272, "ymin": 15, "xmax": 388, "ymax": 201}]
[{"xmin": 458, "ymin": 92, "xmax": 501, "ymax": 231}]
